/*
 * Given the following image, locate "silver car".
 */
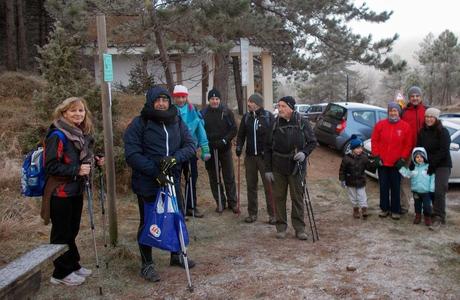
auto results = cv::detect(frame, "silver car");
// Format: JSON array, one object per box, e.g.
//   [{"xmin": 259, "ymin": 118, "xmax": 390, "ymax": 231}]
[{"xmin": 363, "ymin": 119, "xmax": 460, "ymax": 183}]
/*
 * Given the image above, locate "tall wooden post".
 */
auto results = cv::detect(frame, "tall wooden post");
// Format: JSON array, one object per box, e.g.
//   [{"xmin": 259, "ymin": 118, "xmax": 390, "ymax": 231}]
[{"xmin": 96, "ymin": 15, "xmax": 118, "ymax": 246}]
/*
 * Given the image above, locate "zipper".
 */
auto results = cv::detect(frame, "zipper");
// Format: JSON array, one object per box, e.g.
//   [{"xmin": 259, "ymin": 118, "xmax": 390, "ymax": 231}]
[
  {"xmin": 253, "ymin": 113, "xmax": 258, "ymax": 155},
  {"xmin": 162, "ymin": 123, "xmax": 169, "ymax": 156}
]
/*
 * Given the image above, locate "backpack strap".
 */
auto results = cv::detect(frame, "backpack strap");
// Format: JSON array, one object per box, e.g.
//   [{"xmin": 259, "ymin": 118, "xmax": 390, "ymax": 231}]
[{"xmin": 47, "ymin": 129, "xmax": 67, "ymax": 146}]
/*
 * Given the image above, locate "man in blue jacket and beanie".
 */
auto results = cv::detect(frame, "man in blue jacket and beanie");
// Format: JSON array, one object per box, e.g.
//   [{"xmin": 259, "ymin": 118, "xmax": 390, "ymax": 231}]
[{"xmin": 124, "ymin": 85, "xmax": 196, "ymax": 282}]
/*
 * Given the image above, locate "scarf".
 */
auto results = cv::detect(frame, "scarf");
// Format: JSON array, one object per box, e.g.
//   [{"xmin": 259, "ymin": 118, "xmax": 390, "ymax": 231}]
[
  {"xmin": 141, "ymin": 105, "xmax": 178, "ymax": 125},
  {"xmin": 53, "ymin": 118, "xmax": 94, "ymax": 163}
]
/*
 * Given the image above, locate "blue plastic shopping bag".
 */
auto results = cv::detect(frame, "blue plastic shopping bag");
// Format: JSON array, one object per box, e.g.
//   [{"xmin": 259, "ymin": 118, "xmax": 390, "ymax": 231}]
[{"xmin": 139, "ymin": 188, "xmax": 189, "ymax": 252}]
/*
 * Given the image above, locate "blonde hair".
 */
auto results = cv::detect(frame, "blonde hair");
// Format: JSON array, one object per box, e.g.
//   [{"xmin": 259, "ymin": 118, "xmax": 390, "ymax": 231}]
[{"xmin": 53, "ymin": 97, "xmax": 93, "ymax": 134}]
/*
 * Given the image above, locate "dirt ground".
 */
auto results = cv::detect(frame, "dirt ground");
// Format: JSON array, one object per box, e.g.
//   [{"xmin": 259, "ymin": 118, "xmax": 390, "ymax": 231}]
[{"xmin": 30, "ymin": 144, "xmax": 460, "ymax": 300}]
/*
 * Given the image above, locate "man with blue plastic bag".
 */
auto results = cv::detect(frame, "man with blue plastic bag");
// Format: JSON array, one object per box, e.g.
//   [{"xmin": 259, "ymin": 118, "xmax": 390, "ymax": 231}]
[{"xmin": 124, "ymin": 86, "xmax": 196, "ymax": 282}]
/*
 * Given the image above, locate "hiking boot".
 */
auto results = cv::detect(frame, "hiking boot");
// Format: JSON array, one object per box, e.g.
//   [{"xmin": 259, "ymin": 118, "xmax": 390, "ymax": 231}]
[
  {"xmin": 424, "ymin": 215, "xmax": 432, "ymax": 227},
  {"xmin": 379, "ymin": 210, "xmax": 389, "ymax": 218},
  {"xmin": 186, "ymin": 208, "xmax": 204, "ymax": 218},
  {"xmin": 244, "ymin": 215, "xmax": 257, "ymax": 223},
  {"xmin": 140, "ymin": 263, "xmax": 160, "ymax": 282},
  {"xmin": 413, "ymin": 213, "xmax": 422, "ymax": 224},
  {"xmin": 353, "ymin": 207, "xmax": 360, "ymax": 219},
  {"xmin": 391, "ymin": 213, "xmax": 401, "ymax": 220},
  {"xmin": 268, "ymin": 217, "xmax": 276, "ymax": 225},
  {"xmin": 50, "ymin": 272, "xmax": 85, "ymax": 286},
  {"xmin": 74, "ymin": 267, "xmax": 92, "ymax": 277},
  {"xmin": 275, "ymin": 231, "xmax": 286, "ymax": 239},
  {"xmin": 228, "ymin": 206, "xmax": 240, "ymax": 214},
  {"xmin": 295, "ymin": 231, "xmax": 308, "ymax": 240},
  {"xmin": 215, "ymin": 206, "xmax": 224, "ymax": 213},
  {"xmin": 170, "ymin": 253, "xmax": 196, "ymax": 269},
  {"xmin": 361, "ymin": 207, "xmax": 368, "ymax": 219}
]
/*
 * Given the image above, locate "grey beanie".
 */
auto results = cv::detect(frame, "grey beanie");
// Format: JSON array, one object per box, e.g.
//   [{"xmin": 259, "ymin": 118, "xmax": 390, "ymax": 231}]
[
  {"xmin": 407, "ymin": 86, "xmax": 423, "ymax": 97},
  {"xmin": 248, "ymin": 93, "xmax": 264, "ymax": 107},
  {"xmin": 388, "ymin": 101, "xmax": 402, "ymax": 115}
]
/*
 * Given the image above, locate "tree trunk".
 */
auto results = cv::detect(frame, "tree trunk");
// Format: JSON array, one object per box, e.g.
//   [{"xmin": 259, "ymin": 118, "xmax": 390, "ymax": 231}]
[
  {"xmin": 5, "ymin": 0, "xmax": 17, "ymax": 70},
  {"xmin": 17, "ymin": 0, "xmax": 28, "ymax": 70},
  {"xmin": 232, "ymin": 56, "xmax": 244, "ymax": 115},
  {"xmin": 213, "ymin": 50, "xmax": 229, "ymax": 105},
  {"xmin": 201, "ymin": 61, "xmax": 209, "ymax": 107}
]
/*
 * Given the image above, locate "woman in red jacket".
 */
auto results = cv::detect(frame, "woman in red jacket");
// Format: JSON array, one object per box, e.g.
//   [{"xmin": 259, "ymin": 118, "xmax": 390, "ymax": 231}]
[{"xmin": 371, "ymin": 102, "xmax": 412, "ymax": 220}]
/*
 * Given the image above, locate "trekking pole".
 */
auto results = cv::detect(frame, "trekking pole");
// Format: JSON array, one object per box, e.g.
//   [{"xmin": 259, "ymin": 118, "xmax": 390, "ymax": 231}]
[
  {"xmin": 186, "ymin": 162, "xmax": 197, "ymax": 241},
  {"xmin": 84, "ymin": 176, "xmax": 103, "ymax": 295},
  {"xmin": 168, "ymin": 175, "xmax": 193, "ymax": 292},
  {"xmin": 97, "ymin": 166, "xmax": 107, "ymax": 248},
  {"xmin": 213, "ymin": 149, "xmax": 223, "ymax": 214},
  {"xmin": 297, "ymin": 162, "xmax": 319, "ymax": 242},
  {"xmin": 236, "ymin": 156, "xmax": 241, "ymax": 217}
]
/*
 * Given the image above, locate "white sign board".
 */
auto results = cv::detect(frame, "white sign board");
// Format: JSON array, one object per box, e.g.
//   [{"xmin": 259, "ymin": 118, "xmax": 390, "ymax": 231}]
[{"xmin": 240, "ymin": 38, "xmax": 249, "ymax": 86}]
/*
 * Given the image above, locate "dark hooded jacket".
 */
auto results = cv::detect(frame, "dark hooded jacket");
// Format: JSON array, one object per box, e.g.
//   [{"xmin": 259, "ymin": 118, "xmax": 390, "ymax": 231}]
[
  {"xmin": 236, "ymin": 107, "xmax": 274, "ymax": 156},
  {"xmin": 339, "ymin": 152, "xmax": 370, "ymax": 188},
  {"xmin": 124, "ymin": 86, "xmax": 196, "ymax": 196},
  {"xmin": 416, "ymin": 120, "xmax": 452, "ymax": 172}
]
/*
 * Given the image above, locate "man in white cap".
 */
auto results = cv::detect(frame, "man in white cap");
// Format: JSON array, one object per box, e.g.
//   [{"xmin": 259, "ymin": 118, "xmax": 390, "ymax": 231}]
[{"xmin": 173, "ymin": 84, "xmax": 211, "ymax": 218}]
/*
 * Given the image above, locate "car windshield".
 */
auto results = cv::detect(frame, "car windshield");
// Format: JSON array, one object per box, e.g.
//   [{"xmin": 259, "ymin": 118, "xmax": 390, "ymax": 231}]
[
  {"xmin": 324, "ymin": 104, "xmax": 346, "ymax": 120},
  {"xmin": 444, "ymin": 126, "xmax": 457, "ymax": 136}
]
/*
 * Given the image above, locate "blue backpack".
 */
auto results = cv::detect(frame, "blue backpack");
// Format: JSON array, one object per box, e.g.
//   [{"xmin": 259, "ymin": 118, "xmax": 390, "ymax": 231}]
[{"xmin": 21, "ymin": 130, "xmax": 66, "ymax": 197}]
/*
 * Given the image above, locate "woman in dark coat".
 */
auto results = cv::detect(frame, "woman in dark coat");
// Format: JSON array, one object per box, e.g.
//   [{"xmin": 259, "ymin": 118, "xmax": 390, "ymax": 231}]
[
  {"xmin": 44, "ymin": 97, "xmax": 104, "ymax": 286},
  {"xmin": 417, "ymin": 107, "xmax": 452, "ymax": 225}
]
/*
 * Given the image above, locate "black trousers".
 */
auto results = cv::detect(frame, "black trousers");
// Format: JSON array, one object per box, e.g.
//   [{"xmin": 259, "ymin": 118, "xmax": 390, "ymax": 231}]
[{"xmin": 50, "ymin": 195, "xmax": 83, "ymax": 279}]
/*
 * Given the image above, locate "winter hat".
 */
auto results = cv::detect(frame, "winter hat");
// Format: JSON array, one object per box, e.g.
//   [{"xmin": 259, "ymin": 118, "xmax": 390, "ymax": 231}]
[
  {"xmin": 412, "ymin": 147, "xmax": 428, "ymax": 162},
  {"xmin": 425, "ymin": 107, "xmax": 441, "ymax": 119},
  {"xmin": 248, "ymin": 93, "xmax": 264, "ymax": 107},
  {"xmin": 146, "ymin": 86, "xmax": 171, "ymax": 106},
  {"xmin": 278, "ymin": 96, "xmax": 296, "ymax": 110},
  {"xmin": 207, "ymin": 88, "xmax": 221, "ymax": 100},
  {"xmin": 172, "ymin": 85, "xmax": 188, "ymax": 97},
  {"xmin": 349, "ymin": 135, "xmax": 363, "ymax": 150},
  {"xmin": 407, "ymin": 86, "xmax": 423, "ymax": 97},
  {"xmin": 388, "ymin": 101, "xmax": 402, "ymax": 115}
]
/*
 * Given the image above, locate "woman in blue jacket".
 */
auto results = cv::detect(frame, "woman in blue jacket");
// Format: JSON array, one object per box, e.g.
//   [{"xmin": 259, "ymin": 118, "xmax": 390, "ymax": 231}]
[{"xmin": 124, "ymin": 86, "xmax": 196, "ymax": 282}]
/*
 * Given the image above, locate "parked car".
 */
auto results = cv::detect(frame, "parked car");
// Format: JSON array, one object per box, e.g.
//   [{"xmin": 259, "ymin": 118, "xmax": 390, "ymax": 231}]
[
  {"xmin": 363, "ymin": 119, "xmax": 460, "ymax": 183},
  {"xmin": 295, "ymin": 104, "xmax": 311, "ymax": 118},
  {"xmin": 440, "ymin": 113, "xmax": 460, "ymax": 125},
  {"xmin": 305, "ymin": 103, "xmax": 328, "ymax": 122},
  {"xmin": 314, "ymin": 102, "xmax": 387, "ymax": 154}
]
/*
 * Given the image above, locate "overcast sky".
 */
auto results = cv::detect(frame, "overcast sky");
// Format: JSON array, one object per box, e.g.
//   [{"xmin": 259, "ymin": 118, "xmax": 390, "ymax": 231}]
[{"xmin": 350, "ymin": 1, "xmax": 460, "ymax": 63}]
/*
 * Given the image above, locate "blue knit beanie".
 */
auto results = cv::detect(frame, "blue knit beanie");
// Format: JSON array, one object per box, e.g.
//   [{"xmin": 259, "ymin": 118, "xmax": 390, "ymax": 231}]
[{"xmin": 350, "ymin": 136, "xmax": 363, "ymax": 150}]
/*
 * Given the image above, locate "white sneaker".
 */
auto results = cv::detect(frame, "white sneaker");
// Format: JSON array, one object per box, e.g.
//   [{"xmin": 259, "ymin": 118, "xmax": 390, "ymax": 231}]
[
  {"xmin": 74, "ymin": 267, "xmax": 92, "ymax": 277},
  {"xmin": 50, "ymin": 272, "xmax": 85, "ymax": 286}
]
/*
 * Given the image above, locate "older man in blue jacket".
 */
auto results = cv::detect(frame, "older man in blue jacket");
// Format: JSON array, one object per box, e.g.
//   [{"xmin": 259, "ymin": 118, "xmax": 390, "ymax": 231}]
[{"xmin": 124, "ymin": 86, "xmax": 196, "ymax": 283}]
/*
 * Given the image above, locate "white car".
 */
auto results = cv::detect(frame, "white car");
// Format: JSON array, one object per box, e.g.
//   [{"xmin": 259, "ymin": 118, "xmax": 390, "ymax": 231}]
[{"xmin": 363, "ymin": 119, "xmax": 460, "ymax": 183}]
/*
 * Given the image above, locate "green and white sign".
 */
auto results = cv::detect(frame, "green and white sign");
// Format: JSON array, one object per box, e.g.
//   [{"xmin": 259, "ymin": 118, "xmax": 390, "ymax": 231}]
[{"xmin": 103, "ymin": 53, "xmax": 113, "ymax": 82}]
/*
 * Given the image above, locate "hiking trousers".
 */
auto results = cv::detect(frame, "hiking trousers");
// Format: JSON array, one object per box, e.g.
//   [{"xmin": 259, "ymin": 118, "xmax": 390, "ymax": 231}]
[
  {"xmin": 245, "ymin": 155, "xmax": 274, "ymax": 218},
  {"xmin": 182, "ymin": 156, "xmax": 199, "ymax": 210},
  {"xmin": 50, "ymin": 195, "xmax": 83, "ymax": 279},
  {"xmin": 205, "ymin": 148, "xmax": 237, "ymax": 209},
  {"xmin": 272, "ymin": 171, "xmax": 305, "ymax": 233},
  {"xmin": 433, "ymin": 167, "xmax": 450, "ymax": 222}
]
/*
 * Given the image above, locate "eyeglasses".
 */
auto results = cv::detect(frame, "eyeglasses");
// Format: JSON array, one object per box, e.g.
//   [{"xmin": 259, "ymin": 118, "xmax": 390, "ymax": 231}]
[{"xmin": 409, "ymin": 95, "xmax": 421, "ymax": 98}]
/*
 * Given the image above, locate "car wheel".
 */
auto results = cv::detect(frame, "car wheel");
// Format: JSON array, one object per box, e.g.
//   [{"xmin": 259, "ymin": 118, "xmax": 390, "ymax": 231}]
[{"xmin": 342, "ymin": 140, "xmax": 351, "ymax": 156}]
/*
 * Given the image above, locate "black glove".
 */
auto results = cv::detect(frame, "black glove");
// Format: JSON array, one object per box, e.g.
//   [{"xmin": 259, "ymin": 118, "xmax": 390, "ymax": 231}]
[
  {"xmin": 155, "ymin": 172, "xmax": 172, "ymax": 186},
  {"xmin": 394, "ymin": 158, "xmax": 405, "ymax": 170},
  {"xmin": 427, "ymin": 165, "xmax": 435, "ymax": 175},
  {"xmin": 372, "ymin": 156, "xmax": 382, "ymax": 168},
  {"xmin": 160, "ymin": 156, "xmax": 177, "ymax": 174},
  {"xmin": 235, "ymin": 146, "xmax": 242, "ymax": 157}
]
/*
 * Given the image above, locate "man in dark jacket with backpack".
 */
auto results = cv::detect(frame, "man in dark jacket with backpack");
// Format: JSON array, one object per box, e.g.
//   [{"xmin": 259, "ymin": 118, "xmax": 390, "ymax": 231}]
[
  {"xmin": 202, "ymin": 88, "xmax": 238, "ymax": 213},
  {"xmin": 236, "ymin": 93, "xmax": 276, "ymax": 224},
  {"xmin": 264, "ymin": 96, "xmax": 317, "ymax": 240},
  {"xmin": 124, "ymin": 86, "xmax": 196, "ymax": 282}
]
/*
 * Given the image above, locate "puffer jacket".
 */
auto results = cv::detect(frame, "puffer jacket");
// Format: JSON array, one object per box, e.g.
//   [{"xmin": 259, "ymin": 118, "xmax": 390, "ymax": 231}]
[
  {"xmin": 175, "ymin": 103, "xmax": 209, "ymax": 149},
  {"xmin": 339, "ymin": 152, "xmax": 369, "ymax": 188},
  {"xmin": 124, "ymin": 86, "xmax": 196, "ymax": 197},
  {"xmin": 399, "ymin": 147, "xmax": 435, "ymax": 193},
  {"xmin": 417, "ymin": 122, "xmax": 452, "ymax": 170},
  {"xmin": 371, "ymin": 118, "xmax": 412, "ymax": 167}
]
